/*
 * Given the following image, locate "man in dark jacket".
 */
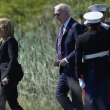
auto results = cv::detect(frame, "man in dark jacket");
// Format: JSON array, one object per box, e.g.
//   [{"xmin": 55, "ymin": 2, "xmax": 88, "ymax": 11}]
[
  {"xmin": 75, "ymin": 12, "xmax": 110, "ymax": 110},
  {"xmin": 54, "ymin": 3, "xmax": 84, "ymax": 110}
]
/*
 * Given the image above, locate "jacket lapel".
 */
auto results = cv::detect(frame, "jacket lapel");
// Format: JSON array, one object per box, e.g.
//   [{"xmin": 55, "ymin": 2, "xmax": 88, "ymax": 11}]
[
  {"xmin": 0, "ymin": 41, "xmax": 6, "ymax": 63},
  {"xmin": 62, "ymin": 18, "xmax": 74, "ymax": 37},
  {"xmin": 56, "ymin": 18, "xmax": 75, "ymax": 50},
  {"xmin": 0, "ymin": 42, "xmax": 2, "ymax": 63},
  {"xmin": 0, "ymin": 36, "xmax": 13, "ymax": 63},
  {"xmin": 63, "ymin": 27, "xmax": 69, "ymax": 35}
]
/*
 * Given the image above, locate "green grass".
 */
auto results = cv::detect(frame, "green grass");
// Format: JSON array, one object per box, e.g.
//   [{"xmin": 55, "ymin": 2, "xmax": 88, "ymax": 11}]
[
  {"xmin": 0, "ymin": 0, "xmax": 110, "ymax": 31},
  {"xmin": 1, "ymin": 0, "xmax": 110, "ymax": 109}
]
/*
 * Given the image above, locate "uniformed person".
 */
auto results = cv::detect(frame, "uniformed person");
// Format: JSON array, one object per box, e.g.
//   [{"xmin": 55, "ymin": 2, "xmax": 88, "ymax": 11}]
[
  {"xmin": 75, "ymin": 12, "xmax": 110, "ymax": 110},
  {"xmin": 82, "ymin": 4, "xmax": 110, "ymax": 32}
]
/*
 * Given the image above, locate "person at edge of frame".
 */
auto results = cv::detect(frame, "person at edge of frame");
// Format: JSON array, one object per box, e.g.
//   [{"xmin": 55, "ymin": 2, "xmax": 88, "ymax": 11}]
[
  {"xmin": 54, "ymin": 3, "xmax": 84, "ymax": 110},
  {"xmin": 81, "ymin": 4, "xmax": 110, "ymax": 32},
  {"xmin": 75, "ymin": 11, "xmax": 110, "ymax": 110},
  {"xmin": 0, "ymin": 18, "xmax": 24, "ymax": 110}
]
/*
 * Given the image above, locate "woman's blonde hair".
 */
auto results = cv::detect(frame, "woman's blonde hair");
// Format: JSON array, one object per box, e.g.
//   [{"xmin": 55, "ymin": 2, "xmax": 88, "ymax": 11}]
[{"xmin": 0, "ymin": 18, "xmax": 14, "ymax": 42}]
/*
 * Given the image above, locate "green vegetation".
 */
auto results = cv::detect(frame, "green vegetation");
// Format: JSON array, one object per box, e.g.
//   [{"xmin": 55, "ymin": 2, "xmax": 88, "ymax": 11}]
[
  {"xmin": 0, "ymin": 0, "xmax": 110, "ymax": 110},
  {"xmin": 0, "ymin": 0, "xmax": 110, "ymax": 31}
]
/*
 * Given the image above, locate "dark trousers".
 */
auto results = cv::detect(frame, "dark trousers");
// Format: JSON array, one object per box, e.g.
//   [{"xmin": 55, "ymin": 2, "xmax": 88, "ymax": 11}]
[
  {"xmin": 55, "ymin": 73, "xmax": 83, "ymax": 110},
  {"xmin": 84, "ymin": 66, "xmax": 110, "ymax": 110},
  {"xmin": 0, "ymin": 82, "xmax": 23, "ymax": 110}
]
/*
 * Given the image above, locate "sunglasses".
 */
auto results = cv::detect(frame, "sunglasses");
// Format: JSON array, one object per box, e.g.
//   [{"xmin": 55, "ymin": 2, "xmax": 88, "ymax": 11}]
[{"xmin": 54, "ymin": 11, "xmax": 65, "ymax": 17}]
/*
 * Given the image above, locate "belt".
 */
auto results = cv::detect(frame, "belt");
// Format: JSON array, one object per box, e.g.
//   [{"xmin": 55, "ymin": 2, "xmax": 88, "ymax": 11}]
[{"xmin": 84, "ymin": 50, "xmax": 109, "ymax": 59}]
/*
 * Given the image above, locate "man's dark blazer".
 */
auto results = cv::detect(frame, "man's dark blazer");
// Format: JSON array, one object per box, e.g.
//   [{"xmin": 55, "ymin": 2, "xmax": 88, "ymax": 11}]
[
  {"xmin": 75, "ymin": 28, "xmax": 110, "ymax": 80},
  {"xmin": 56, "ymin": 17, "xmax": 84, "ymax": 77},
  {"xmin": 0, "ymin": 35, "xmax": 23, "ymax": 84}
]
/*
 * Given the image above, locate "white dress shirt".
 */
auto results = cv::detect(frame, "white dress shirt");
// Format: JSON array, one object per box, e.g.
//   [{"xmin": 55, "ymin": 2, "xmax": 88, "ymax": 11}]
[{"xmin": 63, "ymin": 17, "xmax": 71, "ymax": 34}]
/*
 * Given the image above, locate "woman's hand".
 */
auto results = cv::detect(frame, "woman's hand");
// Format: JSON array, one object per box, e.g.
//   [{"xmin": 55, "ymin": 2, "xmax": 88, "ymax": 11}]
[{"xmin": 2, "ymin": 77, "xmax": 9, "ymax": 85}]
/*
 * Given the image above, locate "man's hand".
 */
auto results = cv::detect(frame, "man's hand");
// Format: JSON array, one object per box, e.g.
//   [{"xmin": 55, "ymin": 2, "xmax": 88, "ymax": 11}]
[
  {"xmin": 59, "ymin": 58, "xmax": 67, "ymax": 67},
  {"xmin": 54, "ymin": 61, "xmax": 60, "ymax": 67},
  {"xmin": 2, "ymin": 77, "xmax": 9, "ymax": 86}
]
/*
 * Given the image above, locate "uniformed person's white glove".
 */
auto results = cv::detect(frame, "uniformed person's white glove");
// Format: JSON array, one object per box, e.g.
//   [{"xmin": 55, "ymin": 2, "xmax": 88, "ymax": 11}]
[
  {"xmin": 83, "ymin": 20, "xmax": 88, "ymax": 26},
  {"xmin": 78, "ymin": 78, "xmax": 86, "ymax": 89},
  {"xmin": 83, "ymin": 21, "xmax": 110, "ymax": 30},
  {"xmin": 101, "ymin": 22, "xmax": 110, "ymax": 30}
]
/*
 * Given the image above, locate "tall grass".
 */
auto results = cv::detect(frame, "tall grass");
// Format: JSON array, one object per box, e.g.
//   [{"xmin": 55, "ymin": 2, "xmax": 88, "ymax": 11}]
[{"xmin": 4, "ymin": 0, "xmax": 110, "ymax": 109}]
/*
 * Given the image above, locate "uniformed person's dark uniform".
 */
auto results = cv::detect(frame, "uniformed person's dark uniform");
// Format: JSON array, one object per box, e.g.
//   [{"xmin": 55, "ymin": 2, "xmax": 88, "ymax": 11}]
[
  {"xmin": 76, "ymin": 28, "xmax": 110, "ymax": 80},
  {"xmin": 75, "ymin": 11, "xmax": 110, "ymax": 110}
]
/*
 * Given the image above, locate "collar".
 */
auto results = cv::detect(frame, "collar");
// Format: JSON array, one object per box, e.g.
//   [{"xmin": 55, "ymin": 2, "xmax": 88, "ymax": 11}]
[
  {"xmin": 62, "ymin": 17, "xmax": 71, "ymax": 34},
  {"xmin": 88, "ymin": 27, "xmax": 99, "ymax": 31},
  {"xmin": 63, "ymin": 17, "xmax": 71, "ymax": 28}
]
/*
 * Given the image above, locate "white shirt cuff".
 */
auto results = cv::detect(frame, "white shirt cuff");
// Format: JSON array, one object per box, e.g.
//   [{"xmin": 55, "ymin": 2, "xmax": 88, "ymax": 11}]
[
  {"xmin": 101, "ymin": 22, "xmax": 110, "ymax": 30},
  {"xmin": 65, "ymin": 58, "xmax": 69, "ymax": 63}
]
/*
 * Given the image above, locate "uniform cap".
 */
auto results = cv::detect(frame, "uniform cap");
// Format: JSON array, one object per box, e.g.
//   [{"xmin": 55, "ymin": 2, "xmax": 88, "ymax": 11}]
[
  {"xmin": 88, "ymin": 4, "xmax": 109, "ymax": 12},
  {"xmin": 83, "ymin": 12, "xmax": 103, "ymax": 23}
]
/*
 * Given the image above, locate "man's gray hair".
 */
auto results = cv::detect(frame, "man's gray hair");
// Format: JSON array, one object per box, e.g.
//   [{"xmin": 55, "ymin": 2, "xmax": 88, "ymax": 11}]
[{"xmin": 54, "ymin": 3, "xmax": 72, "ymax": 16}]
